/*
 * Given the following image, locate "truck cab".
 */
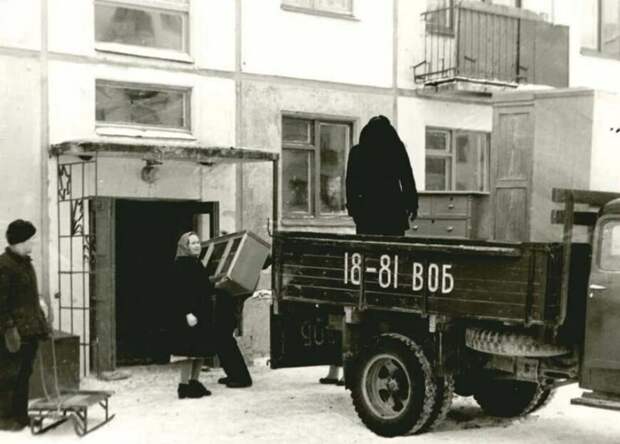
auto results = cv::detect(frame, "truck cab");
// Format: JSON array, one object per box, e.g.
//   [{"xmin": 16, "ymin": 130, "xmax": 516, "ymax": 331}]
[{"xmin": 578, "ymin": 198, "xmax": 620, "ymax": 406}]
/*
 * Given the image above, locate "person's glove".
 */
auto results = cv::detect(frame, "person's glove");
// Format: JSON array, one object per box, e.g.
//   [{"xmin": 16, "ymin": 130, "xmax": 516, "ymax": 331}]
[
  {"xmin": 186, "ymin": 313, "xmax": 198, "ymax": 327},
  {"xmin": 4, "ymin": 326, "xmax": 21, "ymax": 353}
]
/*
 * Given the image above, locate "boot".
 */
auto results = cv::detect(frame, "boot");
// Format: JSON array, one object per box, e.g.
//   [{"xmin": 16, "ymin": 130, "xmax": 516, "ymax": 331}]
[
  {"xmin": 188, "ymin": 380, "xmax": 211, "ymax": 397},
  {"xmin": 177, "ymin": 383, "xmax": 203, "ymax": 399}
]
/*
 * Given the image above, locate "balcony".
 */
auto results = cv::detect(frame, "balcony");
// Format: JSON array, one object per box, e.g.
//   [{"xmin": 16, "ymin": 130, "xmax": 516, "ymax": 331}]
[{"xmin": 413, "ymin": 1, "xmax": 569, "ymax": 91}]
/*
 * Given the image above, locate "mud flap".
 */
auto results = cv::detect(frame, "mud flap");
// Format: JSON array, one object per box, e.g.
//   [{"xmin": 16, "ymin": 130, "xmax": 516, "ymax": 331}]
[{"xmin": 571, "ymin": 391, "xmax": 620, "ymax": 412}]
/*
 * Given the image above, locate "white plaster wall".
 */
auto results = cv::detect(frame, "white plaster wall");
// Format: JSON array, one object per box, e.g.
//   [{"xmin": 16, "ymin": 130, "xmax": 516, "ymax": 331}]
[
  {"xmin": 397, "ymin": 97, "xmax": 492, "ymax": 190},
  {"xmin": 590, "ymin": 91, "xmax": 620, "ymax": 192},
  {"xmin": 48, "ymin": 0, "xmax": 93, "ymax": 56},
  {"xmin": 0, "ymin": 0, "xmax": 40, "ymax": 50},
  {"xmin": 193, "ymin": 0, "xmax": 236, "ymax": 71},
  {"xmin": 242, "ymin": 0, "xmax": 393, "ymax": 86},
  {"xmin": 0, "ymin": 55, "xmax": 42, "ymax": 264},
  {"xmin": 397, "ymin": 0, "xmax": 425, "ymax": 90}
]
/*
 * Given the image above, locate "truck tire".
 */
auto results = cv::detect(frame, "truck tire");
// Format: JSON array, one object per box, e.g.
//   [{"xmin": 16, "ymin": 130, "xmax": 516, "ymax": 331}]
[
  {"xmin": 474, "ymin": 379, "xmax": 546, "ymax": 417},
  {"xmin": 350, "ymin": 333, "xmax": 436, "ymax": 437},
  {"xmin": 419, "ymin": 375, "xmax": 454, "ymax": 433},
  {"xmin": 527, "ymin": 387, "xmax": 555, "ymax": 414},
  {"xmin": 465, "ymin": 328, "xmax": 570, "ymax": 357}
]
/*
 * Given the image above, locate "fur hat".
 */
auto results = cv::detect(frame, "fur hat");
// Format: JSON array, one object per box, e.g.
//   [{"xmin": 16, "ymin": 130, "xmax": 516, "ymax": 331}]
[{"xmin": 6, "ymin": 219, "xmax": 36, "ymax": 245}]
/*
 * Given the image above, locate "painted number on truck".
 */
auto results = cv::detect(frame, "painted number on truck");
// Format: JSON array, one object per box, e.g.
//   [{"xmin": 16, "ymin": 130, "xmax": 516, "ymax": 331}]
[{"xmin": 343, "ymin": 252, "xmax": 454, "ymax": 294}]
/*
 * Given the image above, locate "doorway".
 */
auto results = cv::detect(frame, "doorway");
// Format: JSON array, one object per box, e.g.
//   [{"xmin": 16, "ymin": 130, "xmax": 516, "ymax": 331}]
[{"xmin": 108, "ymin": 199, "xmax": 218, "ymax": 366}]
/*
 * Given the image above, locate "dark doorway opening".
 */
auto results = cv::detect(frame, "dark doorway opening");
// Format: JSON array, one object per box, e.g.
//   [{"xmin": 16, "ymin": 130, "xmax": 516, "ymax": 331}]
[{"xmin": 114, "ymin": 199, "xmax": 218, "ymax": 365}]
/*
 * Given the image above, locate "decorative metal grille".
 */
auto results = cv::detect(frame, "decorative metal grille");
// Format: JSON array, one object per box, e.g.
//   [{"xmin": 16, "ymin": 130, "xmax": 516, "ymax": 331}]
[{"xmin": 56, "ymin": 156, "xmax": 98, "ymax": 376}]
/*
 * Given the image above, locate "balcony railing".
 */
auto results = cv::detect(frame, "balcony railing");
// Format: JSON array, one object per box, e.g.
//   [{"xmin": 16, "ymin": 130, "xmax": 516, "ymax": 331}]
[{"xmin": 414, "ymin": 1, "xmax": 568, "ymax": 89}]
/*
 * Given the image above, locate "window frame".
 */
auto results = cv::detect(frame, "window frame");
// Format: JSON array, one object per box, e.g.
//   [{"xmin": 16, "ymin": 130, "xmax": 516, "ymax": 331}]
[
  {"xmin": 281, "ymin": 114, "xmax": 354, "ymax": 222},
  {"xmin": 281, "ymin": 0, "xmax": 357, "ymax": 21},
  {"xmin": 425, "ymin": 126, "xmax": 491, "ymax": 192},
  {"xmin": 95, "ymin": 79, "xmax": 193, "ymax": 137},
  {"xmin": 94, "ymin": 0, "xmax": 192, "ymax": 62},
  {"xmin": 597, "ymin": 218, "xmax": 620, "ymax": 272},
  {"xmin": 581, "ymin": 0, "xmax": 620, "ymax": 59}
]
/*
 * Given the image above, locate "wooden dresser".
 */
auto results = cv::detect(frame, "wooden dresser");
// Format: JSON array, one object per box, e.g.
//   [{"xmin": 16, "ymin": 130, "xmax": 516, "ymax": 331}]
[{"xmin": 406, "ymin": 192, "xmax": 490, "ymax": 240}]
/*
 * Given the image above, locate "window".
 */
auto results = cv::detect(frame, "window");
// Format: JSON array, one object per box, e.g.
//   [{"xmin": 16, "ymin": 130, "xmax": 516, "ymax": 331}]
[
  {"xmin": 282, "ymin": 116, "xmax": 351, "ymax": 217},
  {"xmin": 96, "ymin": 80, "xmax": 191, "ymax": 131},
  {"xmin": 425, "ymin": 128, "xmax": 490, "ymax": 192},
  {"xmin": 282, "ymin": 0, "xmax": 354, "ymax": 17},
  {"xmin": 582, "ymin": 0, "xmax": 620, "ymax": 57},
  {"xmin": 95, "ymin": 0, "xmax": 190, "ymax": 58},
  {"xmin": 599, "ymin": 220, "xmax": 620, "ymax": 271}
]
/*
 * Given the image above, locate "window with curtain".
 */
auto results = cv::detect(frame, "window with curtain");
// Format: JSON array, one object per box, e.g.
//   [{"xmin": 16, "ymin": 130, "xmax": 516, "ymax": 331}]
[{"xmin": 282, "ymin": 116, "xmax": 351, "ymax": 217}]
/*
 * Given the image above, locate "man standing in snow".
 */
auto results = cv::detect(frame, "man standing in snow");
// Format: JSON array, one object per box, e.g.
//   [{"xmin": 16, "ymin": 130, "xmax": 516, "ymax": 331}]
[{"xmin": 0, "ymin": 219, "xmax": 51, "ymax": 431}]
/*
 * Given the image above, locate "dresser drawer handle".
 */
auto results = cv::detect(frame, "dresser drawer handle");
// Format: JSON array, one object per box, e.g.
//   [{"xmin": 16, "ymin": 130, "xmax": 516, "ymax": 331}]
[
  {"xmin": 448, "ymin": 204, "xmax": 455, "ymax": 209},
  {"xmin": 446, "ymin": 226, "xmax": 454, "ymax": 232},
  {"xmin": 412, "ymin": 225, "xmax": 419, "ymax": 230}
]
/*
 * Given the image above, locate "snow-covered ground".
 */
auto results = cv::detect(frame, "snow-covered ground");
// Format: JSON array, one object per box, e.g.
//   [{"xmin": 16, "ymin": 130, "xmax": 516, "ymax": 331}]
[{"xmin": 4, "ymin": 360, "xmax": 620, "ymax": 444}]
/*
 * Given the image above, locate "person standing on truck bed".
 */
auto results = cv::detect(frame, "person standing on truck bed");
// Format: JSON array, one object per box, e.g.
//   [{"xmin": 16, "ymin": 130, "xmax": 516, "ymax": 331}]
[
  {"xmin": 345, "ymin": 115, "xmax": 418, "ymax": 236},
  {"xmin": 319, "ymin": 116, "xmax": 419, "ymax": 386}
]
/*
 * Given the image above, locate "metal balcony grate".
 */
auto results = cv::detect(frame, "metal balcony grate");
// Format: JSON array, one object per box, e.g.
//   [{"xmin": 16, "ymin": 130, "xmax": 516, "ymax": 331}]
[{"xmin": 414, "ymin": 2, "xmax": 546, "ymax": 88}]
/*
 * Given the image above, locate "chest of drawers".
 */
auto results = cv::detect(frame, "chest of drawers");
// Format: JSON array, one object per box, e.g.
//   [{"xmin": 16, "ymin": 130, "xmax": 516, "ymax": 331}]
[{"xmin": 406, "ymin": 192, "xmax": 489, "ymax": 239}]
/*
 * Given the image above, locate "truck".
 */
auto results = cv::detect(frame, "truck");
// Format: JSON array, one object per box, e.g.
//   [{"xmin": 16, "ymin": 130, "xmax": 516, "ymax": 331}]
[{"xmin": 268, "ymin": 187, "xmax": 620, "ymax": 436}]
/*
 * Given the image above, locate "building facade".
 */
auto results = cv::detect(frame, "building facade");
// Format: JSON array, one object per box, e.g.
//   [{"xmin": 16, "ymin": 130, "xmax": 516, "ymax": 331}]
[{"xmin": 1, "ymin": 0, "xmax": 620, "ymax": 373}]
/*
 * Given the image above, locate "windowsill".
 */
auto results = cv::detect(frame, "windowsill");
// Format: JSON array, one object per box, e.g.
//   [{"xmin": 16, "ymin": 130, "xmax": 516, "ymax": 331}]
[
  {"xmin": 580, "ymin": 47, "xmax": 620, "ymax": 62},
  {"xmin": 281, "ymin": 215, "xmax": 355, "ymax": 228},
  {"xmin": 96, "ymin": 125, "xmax": 196, "ymax": 141},
  {"xmin": 281, "ymin": 4, "xmax": 359, "ymax": 21},
  {"xmin": 95, "ymin": 42, "xmax": 194, "ymax": 64},
  {"xmin": 419, "ymin": 190, "xmax": 490, "ymax": 196}
]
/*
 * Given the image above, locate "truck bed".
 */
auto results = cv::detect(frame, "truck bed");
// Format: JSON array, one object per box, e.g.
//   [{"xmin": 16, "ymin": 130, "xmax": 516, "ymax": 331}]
[{"xmin": 273, "ymin": 231, "xmax": 590, "ymax": 326}]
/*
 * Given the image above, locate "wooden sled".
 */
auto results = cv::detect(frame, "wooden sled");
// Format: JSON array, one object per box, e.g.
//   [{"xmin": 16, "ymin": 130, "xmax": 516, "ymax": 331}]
[{"xmin": 28, "ymin": 390, "xmax": 115, "ymax": 437}]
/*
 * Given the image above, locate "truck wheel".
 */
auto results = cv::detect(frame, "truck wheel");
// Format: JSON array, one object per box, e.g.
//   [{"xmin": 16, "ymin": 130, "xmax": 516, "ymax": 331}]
[
  {"xmin": 350, "ymin": 333, "xmax": 436, "ymax": 437},
  {"xmin": 474, "ymin": 379, "xmax": 546, "ymax": 417},
  {"xmin": 419, "ymin": 375, "xmax": 454, "ymax": 433},
  {"xmin": 527, "ymin": 387, "xmax": 555, "ymax": 414},
  {"xmin": 465, "ymin": 328, "xmax": 570, "ymax": 357}
]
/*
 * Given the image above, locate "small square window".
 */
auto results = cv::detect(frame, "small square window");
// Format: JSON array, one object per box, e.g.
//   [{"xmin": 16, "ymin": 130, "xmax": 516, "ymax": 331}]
[
  {"xmin": 96, "ymin": 81, "xmax": 191, "ymax": 131},
  {"xmin": 425, "ymin": 127, "xmax": 489, "ymax": 192}
]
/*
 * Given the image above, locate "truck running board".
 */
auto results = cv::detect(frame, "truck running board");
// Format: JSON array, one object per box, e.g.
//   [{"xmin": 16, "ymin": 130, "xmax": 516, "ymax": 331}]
[{"xmin": 571, "ymin": 391, "xmax": 620, "ymax": 412}]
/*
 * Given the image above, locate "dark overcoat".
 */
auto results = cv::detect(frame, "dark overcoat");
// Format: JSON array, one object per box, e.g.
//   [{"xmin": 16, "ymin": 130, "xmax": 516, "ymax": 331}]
[
  {"xmin": 168, "ymin": 256, "xmax": 215, "ymax": 358},
  {"xmin": 345, "ymin": 117, "xmax": 418, "ymax": 235},
  {"xmin": 0, "ymin": 248, "xmax": 50, "ymax": 339}
]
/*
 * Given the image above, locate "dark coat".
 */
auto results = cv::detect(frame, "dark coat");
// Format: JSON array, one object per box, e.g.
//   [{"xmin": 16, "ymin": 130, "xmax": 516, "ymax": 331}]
[
  {"xmin": 168, "ymin": 256, "xmax": 215, "ymax": 358},
  {"xmin": 346, "ymin": 116, "xmax": 418, "ymax": 235},
  {"xmin": 0, "ymin": 248, "xmax": 50, "ymax": 339}
]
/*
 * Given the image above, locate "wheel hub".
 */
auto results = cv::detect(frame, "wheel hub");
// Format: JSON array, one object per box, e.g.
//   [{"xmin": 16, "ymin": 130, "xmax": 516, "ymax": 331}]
[{"xmin": 362, "ymin": 354, "xmax": 412, "ymax": 419}]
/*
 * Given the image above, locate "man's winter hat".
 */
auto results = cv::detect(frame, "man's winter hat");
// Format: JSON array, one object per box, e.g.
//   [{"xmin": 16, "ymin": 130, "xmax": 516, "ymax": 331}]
[{"xmin": 6, "ymin": 219, "xmax": 36, "ymax": 245}]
